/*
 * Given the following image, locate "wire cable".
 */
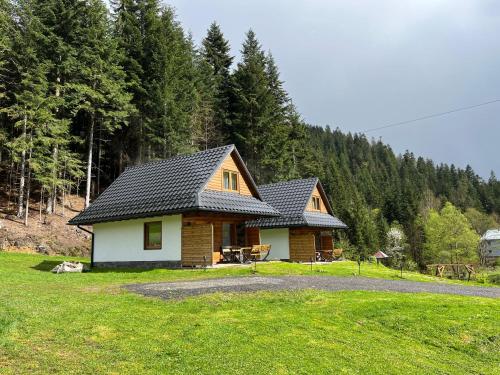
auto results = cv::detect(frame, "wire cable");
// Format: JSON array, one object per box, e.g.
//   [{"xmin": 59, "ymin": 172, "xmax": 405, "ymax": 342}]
[{"xmin": 362, "ymin": 99, "xmax": 500, "ymax": 133}]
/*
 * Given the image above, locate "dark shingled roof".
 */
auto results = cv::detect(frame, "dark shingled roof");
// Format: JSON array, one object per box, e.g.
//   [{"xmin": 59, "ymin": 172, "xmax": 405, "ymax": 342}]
[
  {"xmin": 69, "ymin": 145, "xmax": 278, "ymax": 225},
  {"xmin": 246, "ymin": 177, "xmax": 347, "ymax": 229}
]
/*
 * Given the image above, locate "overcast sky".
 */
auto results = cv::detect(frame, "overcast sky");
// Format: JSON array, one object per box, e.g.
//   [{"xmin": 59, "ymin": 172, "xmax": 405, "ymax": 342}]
[{"xmin": 169, "ymin": 0, "xmax": 500, "ymax": 178}]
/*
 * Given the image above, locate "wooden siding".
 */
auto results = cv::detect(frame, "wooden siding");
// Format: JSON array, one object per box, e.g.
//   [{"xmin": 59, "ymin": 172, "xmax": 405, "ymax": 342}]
[
  {"xmin": 246, "ymin": 227, "xmax": 261, "ymax": 246},
  {"xmin": 305, "ymin": 185, "xmax": 328, "ymax": 213},
  {"xmin": 182, "ymin": 213, "xmax": 260, "ymax": 265},
  {"xmin": 181, "ymin": 223, "xmax": 213, "ymax": 267},
  {"xmin": 289, "ymin": 228, "xmax": 316, "ymax": 262},
  {"xmin": 205, "ymin": 152, "xmax": 253, "ymax": 196},
  {"xmin": 320, "ymin": 234, "xmax": 333, "ymax": 251}
]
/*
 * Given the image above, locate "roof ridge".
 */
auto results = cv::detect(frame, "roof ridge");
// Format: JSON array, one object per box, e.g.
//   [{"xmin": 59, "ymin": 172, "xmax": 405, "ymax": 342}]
[
  {"xmin": 258, "ymin": 177, "xmax": 318, "ymax": 189},
  {"xmin": 125, "ymin": 144, "xmax": 235, "ymax": 170}
]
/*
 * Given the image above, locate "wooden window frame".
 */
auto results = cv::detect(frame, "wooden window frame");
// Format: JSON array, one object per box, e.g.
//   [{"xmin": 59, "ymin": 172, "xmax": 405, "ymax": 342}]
[
  {"xmin": 222, "ymin": 170, "xmax": 239, "ymax": 192},
  {"xmin": 144, "ymin": 221, "xmax": 162, "ymax": 250},
  {"xmin": 312, "ymin": 196, "xmax": 321, "ymax": 211}
]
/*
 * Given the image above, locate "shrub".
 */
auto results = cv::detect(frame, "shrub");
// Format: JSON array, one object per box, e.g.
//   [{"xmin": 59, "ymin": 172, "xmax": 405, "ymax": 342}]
[
  {"xmin": 404, "ymin": 259, "xmax": 418, "ymax": 271},
  {"xmin": 487, "ymin": 273, "xmax": 500, "ymax": 285}
]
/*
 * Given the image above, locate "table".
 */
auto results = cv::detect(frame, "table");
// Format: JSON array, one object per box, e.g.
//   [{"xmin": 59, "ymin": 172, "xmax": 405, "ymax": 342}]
[{"xmin": 222, "ymin": 246, "xmax": 249, "ymax": 263}]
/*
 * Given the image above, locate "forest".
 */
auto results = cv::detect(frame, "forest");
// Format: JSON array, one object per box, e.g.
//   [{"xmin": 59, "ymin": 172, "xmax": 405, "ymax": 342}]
[{"xmin": 1, "ymin": 0, "xmax": 499, "ymax": 268}]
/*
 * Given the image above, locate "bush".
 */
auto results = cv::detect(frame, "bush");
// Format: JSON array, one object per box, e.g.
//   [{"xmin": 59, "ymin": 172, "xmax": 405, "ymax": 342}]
[
  {"xmin": 475, "ymin": 271, "xmax": 500, "ymax": 285},
  {"xmin": 476, "ymin": 273, "xmax": 488, "ymax": 284},
  {"xmin": 404, "ymin": 259, "xmax": 418, "ymax": 271},
  {"xmin": 487, "ymin": 273, "xmax": 500, "ymax": 285}
]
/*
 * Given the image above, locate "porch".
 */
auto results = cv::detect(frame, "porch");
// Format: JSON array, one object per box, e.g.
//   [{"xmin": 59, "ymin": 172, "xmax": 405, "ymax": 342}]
[
  {"xmin": 289, "ymin": 227, "xmax": 336, "ymax": 262},
  {"xmin": 181, "ymin": 212, "xmax": 262, "ymax": 266}
]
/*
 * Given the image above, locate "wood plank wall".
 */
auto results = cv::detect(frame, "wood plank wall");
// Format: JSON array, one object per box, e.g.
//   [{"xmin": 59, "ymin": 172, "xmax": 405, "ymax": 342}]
[
  {"xmin": 245, "ymin": 227, "xmax": 261, "ymax": 246},
  {"xmin": 289, "ymin": 228, "xmax": 316, "ymax": 262},
  {"xmin": 205, "ymin": 152, "xmax": 253, "ymax": 196},
  {"xmin": 321, "ymin": 234, "xmax": 333, "ymax": 250},
  {"xmin": 305, "ymin": 185, "xmax": 328, "ymax": 213},
  {"xmin": 181, "ymin": 223, "xmax": 213, "ymax": 267}
]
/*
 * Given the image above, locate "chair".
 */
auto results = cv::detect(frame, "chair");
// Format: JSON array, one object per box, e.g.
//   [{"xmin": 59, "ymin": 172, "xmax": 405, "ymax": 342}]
[
  {"xmin": 318, "ymin": 250, "xmax": 334, "ymax": 262},
  {"xmin": 221, "ymin": 247, "xmax": 233, "ymax": 263},
  {"xmin": 333, "ymin": 248, "xmax": 343, "ymax": 259},
  {"xmin": 258, "ymin": 244, "xmax": 271, "ymax": 261},
  {"xmin": 244, "ymin": 244, "xmax": 271, "ymax": 261}
]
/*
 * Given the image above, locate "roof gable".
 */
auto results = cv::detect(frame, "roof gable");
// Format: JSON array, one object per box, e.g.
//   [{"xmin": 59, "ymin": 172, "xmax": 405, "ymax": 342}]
[
  {"xmin": 305, "ymin": 183, "xmax": 333, "ymax": 215},
  {"xmin": 247, "ymin": 177, "xmax": 346, "ymax": 229},
  {"xmin": 203, "ymin": 149, "xmax": 260, "ymax": 197},
  {"xmin": 257, "ymin": 178, "xmax": 318, "ymax": 216}
]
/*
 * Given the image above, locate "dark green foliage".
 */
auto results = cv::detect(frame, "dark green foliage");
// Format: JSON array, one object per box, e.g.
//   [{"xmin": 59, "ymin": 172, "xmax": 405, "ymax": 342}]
[
  {"xmin": 307, "ymin": 126, "xmax": 499, "ymax": 266},
  {"xmin": 200, "ymin": 21, "xmax": 232, "ymax": 147},
  {"xmin": 0, "ymin": 0, "xmax": 498, "ymax": 266},
  {"xmin": 231, "ymin": 30, "xmax": 272, "ymax": 181}
]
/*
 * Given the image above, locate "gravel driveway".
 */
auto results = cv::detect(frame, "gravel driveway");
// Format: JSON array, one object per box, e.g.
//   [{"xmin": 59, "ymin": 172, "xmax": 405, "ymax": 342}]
[{"xmin": 124, "ymin": 276, "xmax": 500, "ymax": 300}]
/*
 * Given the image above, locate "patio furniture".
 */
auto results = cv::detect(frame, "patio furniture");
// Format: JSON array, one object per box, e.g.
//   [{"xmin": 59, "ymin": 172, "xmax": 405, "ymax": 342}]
[
  {"xmin": 333, "ymin": 248, "xmax": 343, "ymax": 259},
  {"xmin": 243, "ymin": 244, "xmax": 271, "ymax": 262},
  {"xmin": 221, "ymin": 246, "xmax": 245, "ymax": 263},
  {"xmin": 316, "ymin": 249, "xmax": 334, "ymax": 262}
]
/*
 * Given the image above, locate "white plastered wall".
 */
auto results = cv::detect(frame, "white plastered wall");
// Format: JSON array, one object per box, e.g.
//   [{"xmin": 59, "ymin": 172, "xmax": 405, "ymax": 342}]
[
  {"xmin": 93, "ymin": 214, "xmax": 182, "ymax": 262},
  {"xmin": 260, "ymin": 228, "xmax": 290, "ymax": 260}
]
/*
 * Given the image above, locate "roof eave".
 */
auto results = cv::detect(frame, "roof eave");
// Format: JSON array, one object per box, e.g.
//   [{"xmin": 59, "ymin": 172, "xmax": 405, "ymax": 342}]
[{"xmin": 68, "ymin": 204, "xmax": 280, "ymax": 226}]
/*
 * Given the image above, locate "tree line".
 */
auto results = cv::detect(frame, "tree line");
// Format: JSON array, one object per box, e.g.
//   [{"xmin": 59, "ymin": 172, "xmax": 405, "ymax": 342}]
[{"xmin": 1, "ymin": 0, "xmax": 499, "ymax": 266}]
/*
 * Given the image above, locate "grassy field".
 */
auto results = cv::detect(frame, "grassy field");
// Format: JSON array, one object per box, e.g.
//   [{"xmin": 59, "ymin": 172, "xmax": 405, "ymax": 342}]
[{"xmin": 0, "ymin": 252, "xmax": 499, "ymax": 374}]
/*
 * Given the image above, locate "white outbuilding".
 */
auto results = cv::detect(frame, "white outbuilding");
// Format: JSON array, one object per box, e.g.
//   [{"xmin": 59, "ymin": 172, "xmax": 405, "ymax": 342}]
[{"xmin": 479, "ymin": 229, "xmax": 500, "ymax": 265}]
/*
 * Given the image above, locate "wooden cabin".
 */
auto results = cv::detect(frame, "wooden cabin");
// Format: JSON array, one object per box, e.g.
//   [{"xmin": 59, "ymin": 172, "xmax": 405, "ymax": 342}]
[
  {"xmin": 69, "ymin": 145, "xmax": 278, "ymax": 267},
  {"xmin": 246, "ymin": 178, "xmax": 347, "ymax": 262}
]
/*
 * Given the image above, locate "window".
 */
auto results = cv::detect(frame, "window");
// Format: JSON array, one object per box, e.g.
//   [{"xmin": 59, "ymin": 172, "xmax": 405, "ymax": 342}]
[
  {"xmin": 312, "ymin": 196, "xmax": 321, "ymax": 210},
  {"xmin": 223, "ymin": 170, "xmax": 238, "ymax": 191},
  {"xmin": 144, "ymin": 221, "xmax": 162, "ymax": 249}
]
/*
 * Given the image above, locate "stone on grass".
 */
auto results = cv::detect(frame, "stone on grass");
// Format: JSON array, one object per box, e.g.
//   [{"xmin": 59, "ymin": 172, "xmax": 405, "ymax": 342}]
[{"xmin": 51, "ymin": 261, "xmax": 84, "ymax": 274}]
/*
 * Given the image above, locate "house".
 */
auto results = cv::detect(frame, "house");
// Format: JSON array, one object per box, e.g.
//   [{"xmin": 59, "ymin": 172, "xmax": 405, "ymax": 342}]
[
  {"xmin": 479, "ymin": 229, "xmax": 500, "ymax": 265},
  {"xmin": 68, "ymin": 145, "xmax": 279, "ymax": 268},
  {"xmin": 246, "ymin": 178, "xmax": 347, "ymax": 262}
]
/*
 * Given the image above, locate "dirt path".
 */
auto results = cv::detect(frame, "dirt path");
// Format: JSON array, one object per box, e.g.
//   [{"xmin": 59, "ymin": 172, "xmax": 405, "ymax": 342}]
[{"xmin": 125, "ymin": 276, "xmax": 500, "ymax": 300}]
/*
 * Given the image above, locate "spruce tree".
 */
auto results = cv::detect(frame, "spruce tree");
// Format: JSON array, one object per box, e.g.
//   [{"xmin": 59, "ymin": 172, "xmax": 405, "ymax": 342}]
[
  {"xmin": 65, "ymin": 0, "xmax": 132, "ymax": 207},
  {"xmin": 3, "ymin": 0, "xmax": 72, "ymax": 220},
  {"xmin": 232, "ymin": 30, "xmax": 274, "ymax": 181},
  {"xmin": 0, "ymin": 0, "xmax": 13, "ymax": 162},
  {"xmin": 201, "ymin": 21, "xmax": 233, "ymax": 147},
  {"xmin": 259, "ymin": 52, "xmax": 294, "ymax": 182},
  {"xmin": 112, "ymin": 0, "xmax": 146, "ymax": 166},
  {"xmin": 20, "ymin": 0, "xmax": 91, "ymax": 214}
]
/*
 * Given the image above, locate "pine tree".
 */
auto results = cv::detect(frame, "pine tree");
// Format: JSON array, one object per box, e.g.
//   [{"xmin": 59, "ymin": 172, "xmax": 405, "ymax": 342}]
[
  {"xmin": 28, "ymin": 0, "xmax": 89, "ymax": 214},
  {"xmin": 126, "ymin": 2, "xmax": 197, "ymax": 160},
  {"xmin": 3, "ymin": 0, "xmax": 73, "ymax": 221},
  {"xmin": 0, "ymin": 0, "xmax": 11, "ymax": 98},
  {"xmin": 112, "ymin": 0, "xmax": 146, "ymax": 166},
  {"xmin": 200, "ymin": 22, "xmax": 233, "ymax": 147},
  {"xmin": 65, "ymin": 0, "xmax": 133, "ymax": 207},
  {"xmin": 3, "ymin": 0, "xmax": 44, "ymax": 217},
  {"xmin": 0, "ymin": 0, "xmax": 13, "ymax": 164},
  {"xmin": 259, "ymin": 52, "xmax": 295, "ymax": 182},
  {"xmin": 191, "ymin": 46, "xmax": 217, "ymax": 150},
  {"xmin": 231, "ymin": 30, "xmax": 275, "ymax": 181}
]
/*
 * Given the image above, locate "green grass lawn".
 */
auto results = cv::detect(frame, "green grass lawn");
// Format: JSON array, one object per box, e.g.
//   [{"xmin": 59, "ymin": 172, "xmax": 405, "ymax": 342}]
[{"xmin": 1, "ymin": 252, "xmax": 499, "ymax": 374}]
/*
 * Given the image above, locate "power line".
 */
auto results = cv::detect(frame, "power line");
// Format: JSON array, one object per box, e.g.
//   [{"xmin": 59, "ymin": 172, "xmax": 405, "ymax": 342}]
[{"xmin": 362, "ymin": 99, "xmax": 500, "ymax": 133}]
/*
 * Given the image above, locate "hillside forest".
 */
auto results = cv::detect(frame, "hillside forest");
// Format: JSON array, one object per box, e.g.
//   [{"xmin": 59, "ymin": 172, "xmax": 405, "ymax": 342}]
[{"xmin": 1, "ymin": 0, "xmax": 499, "ymax": 268}]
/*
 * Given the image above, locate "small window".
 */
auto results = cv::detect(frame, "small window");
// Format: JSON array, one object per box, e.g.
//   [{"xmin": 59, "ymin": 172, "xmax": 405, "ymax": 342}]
[
  {"xmin": 312, "ymin": 196, "xmax": 321, "ymax": 210},
  {"xmin": 223, "ymin": 170, "xmax": 238, "ymax": 191},
  {"xmin": 144, "ymin": 221, "xmax": 162, "ymax": 250}
]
